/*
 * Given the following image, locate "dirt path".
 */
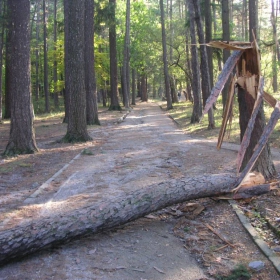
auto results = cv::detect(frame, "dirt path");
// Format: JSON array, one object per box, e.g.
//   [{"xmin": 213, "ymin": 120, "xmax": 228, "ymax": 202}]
[{"xmin": 0, "ymin": 101, "xmax": 280, "ymax": 279}]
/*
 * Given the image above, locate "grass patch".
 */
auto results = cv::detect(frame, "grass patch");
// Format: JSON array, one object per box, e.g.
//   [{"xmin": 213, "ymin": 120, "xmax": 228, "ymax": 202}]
[
  {"xmin": 81, "ymin": 148, "xmax": 94, "ymax": 156},
  {"xmin": 166, "ymin": 97, "xmax": 280, "ymax": 149},
  {"xmin": 216, "ymin": 264, "xmax": 251, "ymax": 280}
]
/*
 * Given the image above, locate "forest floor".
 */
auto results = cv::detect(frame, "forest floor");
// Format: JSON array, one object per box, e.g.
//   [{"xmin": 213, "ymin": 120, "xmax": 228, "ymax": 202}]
[{"xmin": 0, "ymin": 99, "xmax": 280, "ymax": 279}]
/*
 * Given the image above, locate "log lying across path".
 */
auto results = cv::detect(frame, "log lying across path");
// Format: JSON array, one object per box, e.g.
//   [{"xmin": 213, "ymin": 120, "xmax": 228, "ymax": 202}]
[{"xmin": 0, "ymin": 173, "xmax": 272, "ymax": 266}]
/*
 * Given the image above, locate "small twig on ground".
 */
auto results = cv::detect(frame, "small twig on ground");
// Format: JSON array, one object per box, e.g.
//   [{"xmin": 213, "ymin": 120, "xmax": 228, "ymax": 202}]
[{"xmin": 205, "ymin": 223, "xmax": 235, "ymax": 248}]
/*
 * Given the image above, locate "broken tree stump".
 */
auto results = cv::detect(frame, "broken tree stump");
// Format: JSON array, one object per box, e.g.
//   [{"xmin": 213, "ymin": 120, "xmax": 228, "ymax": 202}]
[{"xmin": 0, "ymin": 173, "xmax": 273, "ymax": 266}]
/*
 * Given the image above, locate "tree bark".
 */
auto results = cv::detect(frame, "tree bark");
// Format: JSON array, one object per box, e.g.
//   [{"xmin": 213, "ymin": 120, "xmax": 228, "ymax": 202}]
[
  {"xmin": 84, "ymin": 0, "xmax": 100, "ymax": 125},
  {"xmin": 35, "ymin": 0, "xmax": 40, "ymax": 102},
  {"xmin": 122, "ymin": 0, "xmax": 131, "ymax": 109},
  {"xmin": 141, "ymin": 73, "xmax": 147, "ymax": 101},
  {"xmin": 63, "ymin": 0, "xmax": 91, "ymax": 142},
  {"xmin": 160, "ymin": 0, "xmax": 173, "ymax": 110},
  {"xmin": 222, "ymin": 0, "xmax": 231, "ymax": 110},
  {"xmin": 204, "ymin": 0, "xmax": 213, "ymax": 89},
  {"xmin": 188, "ymin": 0, "xmax": 202, "ymax": 123},
  {"xmin": 4, "ymin": 0, "xmax": 38, "ymax": 156},
  {"xmin": 249, "ymin": 0, "xmax": 258, "ymax": 41},
  {"xmin": 0, "ymin": 0, "xmax": 4, "ymax": 122},
  {"xmin": 242, "ymin": 0, "xmax": 248, "ymax": 41},
  {"xmin": 193, "ymin": 0, "xmax": 215, "ymax": 129},
  {"xmin": 53, "ymin": 0, "xmax": 59, "ymax": 109},
  {"xmin": 131, "ymin": 68, "xmax": 136, "ymax": 105},
  {"xmin": 109, "ymin": 0, "xmax": 121, "ymax": 111},
  {"xmin": 43, "ymin": 0, "xmax": 50, "ymax": 113},
  {"xmin": 0, "ymin": 173, "xmax": 270, "ymax": 266},
  {"xmin": 4, "ymin": 26, "xmax": 11, "ymax": 120},
  {"xmin": 271, "ymin": 0, "xmax": 278, "ymax": 93},
  {"xmin": 63, "ymin": 0, "xmax": 70, "ymax": 123}
]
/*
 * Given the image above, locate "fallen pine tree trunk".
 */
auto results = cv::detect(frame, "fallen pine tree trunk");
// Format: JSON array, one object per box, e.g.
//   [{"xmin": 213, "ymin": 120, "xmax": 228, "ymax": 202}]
[{"xmin": 0, "ymin": 173, "xmax": 272, "ymax": 266}]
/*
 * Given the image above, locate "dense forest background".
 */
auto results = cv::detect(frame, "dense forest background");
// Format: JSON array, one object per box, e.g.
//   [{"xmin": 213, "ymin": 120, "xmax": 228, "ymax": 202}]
[{"xmin": 0, "ymin": 0, "xmax": 278, "ymax": 155}]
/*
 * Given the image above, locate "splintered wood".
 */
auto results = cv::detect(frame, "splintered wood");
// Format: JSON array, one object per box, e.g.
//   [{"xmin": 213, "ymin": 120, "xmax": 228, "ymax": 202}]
[{"xmin": 204, "ymin": 40, "xmax": 280, "ymax": 192}]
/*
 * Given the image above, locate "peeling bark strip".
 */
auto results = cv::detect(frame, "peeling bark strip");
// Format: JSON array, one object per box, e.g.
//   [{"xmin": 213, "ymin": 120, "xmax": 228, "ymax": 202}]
[
  {"xmin": 0, "ymin": 173, "xmax": 274, "ymax": 266},
  {"xmin": 203, "ymin": 50, "xmax": 243, "ymax": 115}
]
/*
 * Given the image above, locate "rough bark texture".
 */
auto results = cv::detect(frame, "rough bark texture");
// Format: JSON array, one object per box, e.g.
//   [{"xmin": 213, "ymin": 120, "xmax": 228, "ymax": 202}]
[
  {"xmin": 131, "ymin": 68, "xmax": 136, "ymax": 105},
  {"xmin": 43, "ymin": 0, "xmax": 50, "ymax": 113},
  {"xmin": 4, "ymin": 22, "xmax": 11, "ymax": 120},
  {"xmin": 235, "ymin": 102, "xmax": 280, "ymax": 189},
  {"xmin": 160, "ymin": 0, "xmax": 172, "ymax": 110},
  {"xmin": 237, "ymin": 78, "xmax": 264, "ymax": 172},
  {"xmin": 204, "ymin": 0, "xmax": 213, "ymax": 89},
  {"xmin": 34, "ymin": 0, "xmax": 40, "ymax": 102},
  {"xmin": 0, "ymin": 0, "xmax": 4, "ymax": 122},
  {"xmin": 221, "ymin": 0, "xmax": 231, "ymax": 110},
  {"xmin": 237, "ymin": 49, "xmax": 276, "ymax": 179},
  {"xmin": 53, "ymin": 0, "xmax": 59, "ymax": 109},
  {"xmin": 193, "ymin": 0, "xmax": 214, "ymax": 129},
  {"xmin": 271, "ymin": 0, "xmax": 278, "ymax": 92},
  {"xmin": 0, "ymin": 173, "xmax": 257, "ymax": 266},
  {"xmin": 188, "ymin": 0, "xmax": 202, "ymax": 123},
  {"xmin": 109, "ymin": 0, "xmax": 121, "ymax": 111},
  {"xmin": 63, "ymin": 0, "xmax": 70, "ymax": 123},
  {"xmin": 141, "ymin": 74, "xmax": 147, "ymax": 102},
  {"xmin": 63, "ymin": 0, "xmax": 91, "ymax": 142},
  {"xmin": 85, "ymin": 0, "xmax": 100, "ymax": 125},
  {"xmin": 122, "ymin": 0, "xmax": 131, "ymax": 109},
  {"xmin": 4, "ymin": 0, "xmax": 38, "ymax": 156},
  {"xmin": 249, "ymin": 0, "xmax": 258, "ymax": 41}
]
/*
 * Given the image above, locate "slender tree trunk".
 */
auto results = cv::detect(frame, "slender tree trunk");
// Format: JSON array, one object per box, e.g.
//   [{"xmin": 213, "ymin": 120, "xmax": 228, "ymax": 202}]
[
  {"xmin": 4, "ymin": 0, "xmax": 38, "ymax": 156},
  {"xmin": 222, "ymin": 0, "xmax": 230, "ymax": 110},
  {"xmin": 4, "ymin": 27, "xmax": 10, "ymax": 119},
  {"xmin": 122, "ymin": 0, "xmax": 131, "ymax": 109},
  {"xmin": 242, "ymin": 0, "xmax": 248, "ymax": 41},
  {"xmin": 205, "ymin": 0, "xmax": 213, "ymax": 89},
  {"xmin": 43, "ymin": 0, "xmax": 50, "ymax": 113},
  {"xmin": 271, "ymin": 0, "xmax": 278, "ymax": 93},
  {"xmin": 249, "ymin": 0, "xmax": 257, "ymax": 41},
  {"xmin": 169, "ymin": 0, "xmax": 173, "ymax": 62},
  {"xmin": 131, "ymin": 68, "xmax": 136, "ymax": 105},
  {"xmin": 212, "ymin": 0, "xmax": 217, "ymax": 36},
  {"xmin": 185, "ymin": 10, "xmax": 192, "ymax": 101},
  {"xmin": 53, "ymin": 0, "xmax": 59, "ymax": 109},
  {"xmin": 35, "ymin": 0, "xmax": 40, "ymax": 102},
  {"xmin": 109, "ymin": 0, "xmax": 121, "ymax": 111},
  {"xmin": 160, "ymin": 0, "xmax": 173, "ymax": 110},
  {"xmin": 187, "ymin": 0, "xmax": 202, "ymax": 123},
  {"xmin": 193, "ymin": 0, "xmax": 215, "ymax": 129},
  {"xmin": 63, "ymin": 0, "xmax": 91, "ymax": 142},
  {"xmin": 85, "ymin": 0, "xmax": 100, "ymax": 125},
  {"xmin": 170, "ymin": 75, "xmax": 178, "ymax": 103},
  {"xmin": 141, "ymin": 73, "xmax": 148, "ymax": 101},
  {"xmin": 63, "ymin": 0, "xmax": 70, "ymax": 123},
  {"xmin": 0, "ymin": 0, "xmax": 4, "ymax": 122}
]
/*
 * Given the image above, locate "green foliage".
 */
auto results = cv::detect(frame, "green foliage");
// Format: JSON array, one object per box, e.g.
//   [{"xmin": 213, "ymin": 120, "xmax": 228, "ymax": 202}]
[
  {"xmin": 215, "ymin": 264, "xmax": 251, "ymax": 280},
  {"xmin": 10, "ymin": 0, "xmax": 280, "ymax": 121},
  {"xmin": 81, "ymin": 148, "xmax": 94, "ymax": 156}
]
